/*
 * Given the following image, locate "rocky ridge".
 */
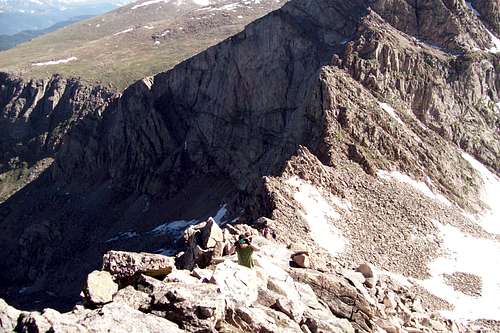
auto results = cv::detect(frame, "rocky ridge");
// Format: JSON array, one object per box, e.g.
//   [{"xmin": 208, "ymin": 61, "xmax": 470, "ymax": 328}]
[{"xmin": 0, "ymin": 220, "xmax": 476, "ymax": 333}]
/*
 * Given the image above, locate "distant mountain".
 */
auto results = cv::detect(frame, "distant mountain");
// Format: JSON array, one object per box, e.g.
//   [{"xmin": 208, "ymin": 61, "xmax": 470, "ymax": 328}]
[
  {"xmin": 0, "ymin": 0, "xmax": 133, "ymax": 35},
  {"xmin": 0, "ymin": 15, "xmax": 91, "ymax": 51},
  {"xmin": 0, "ymin": 0, "xmax": 288, "ymax": 90}
]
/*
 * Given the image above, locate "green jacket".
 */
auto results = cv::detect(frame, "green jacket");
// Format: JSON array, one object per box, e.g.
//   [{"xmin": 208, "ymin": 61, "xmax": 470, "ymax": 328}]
[{"xmin": 236, "ymin": 245, "xmax": 254, "ymax": 268}]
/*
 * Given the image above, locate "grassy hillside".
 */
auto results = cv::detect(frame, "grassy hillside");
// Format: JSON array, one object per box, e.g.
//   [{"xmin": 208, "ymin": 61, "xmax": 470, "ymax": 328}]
[{"xmin": 0, "ymin": 0, "xmax": 286, "ymax": 91}]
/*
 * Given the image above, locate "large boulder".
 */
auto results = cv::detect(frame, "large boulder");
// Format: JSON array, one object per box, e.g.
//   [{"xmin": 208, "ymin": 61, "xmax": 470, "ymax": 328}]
[
  {"xmin": 227, "ymin": 305, "xmax": 302, "ymax": 333},
  {"xmin": 209, "ymin": 260, "xmax": 267, "ymax": 308},
  {"xmin": 291, "ymin": 269, "xmax": 376, "ymax": 332},
  {"xmin": 0, "ymin": 298, "xmax": 21, "ymax": 332},
  {"xmin": 80, "ymin": 303, "xmax": 183, "ymax": 333},
  {"xmin": 112, "ymin": 286, "xmax": 151, "ymax": 312},
  {"xmin": 151, "ymin": 282, "xmax": 225, "ymax": 332},
  {"xmin": 102, "ymin": 251, "xmax": 175, "ymax": 280},
  {"xmin": 177, "ymin": 219, "xmax": 226, "ymax": 270},
  {"xmin": 83, "ymin": 270, "xmax": 118, "ymax": 305}
]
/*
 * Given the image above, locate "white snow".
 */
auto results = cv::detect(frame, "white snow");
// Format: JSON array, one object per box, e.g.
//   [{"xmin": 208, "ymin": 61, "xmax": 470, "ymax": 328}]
[
  {"xmin": 378, "ymin": 102, "xmax": 405, "ymax": 126},
  {"xmin": 113, "ymin": 27, "xmax": 134, "ymax": 36},
  {"xmin": 486, "ymin": 29, "xmax": 500, "ymax": 54},
  {"xmin": 495, "ymin": 102, "xmax": 500, "ymax": 114},
  {"xmin": 207, "ymin": 2, "xmax": 239, "ymax": 10},
  {"xmin": 417, "ymin": 220, "xmax": 500, "ymax": 321},
  {"xmin": 149, "ymin": 219, "xmax": 198, "ymax": 235},
  {"xmin": 286, "ymin": 176, "xmax": 348, "ymax": 256},
  {"xmin": 237, "ymin": 15, "xmax": 243, "ymax": 18},
  {"xmin": 154, "ymin": 40, "xmax": 161, "ymax": 45},
  {"xmin": 377, "ymin": 170, "xmax": 452, "ymax": 206},
  {"xmin": 105, "ymin": 231, "xmax": 138, "ymax": 243},
  {"xmin": 464, "ymin": 1, "xmax": 500, "ymax": 53},
  {"xmin": 192, "ymin": 0, "xmax": 209, "ymax": 5},
  {"xmin": 143, "ymin": 25, "xmax": 154, "ymax": 29},
  {"xmin": 131, "ymin": 0, "xmax": 168, "ymax": 9},
  {"xmin": 462, "ymin": 153, "xmax": 500, "ymax": 234},
  {"xmin": 213, "ymin": 204, "xmax": 228, "ymax": 223},
  {"xmin": 32, "ymin": 56, "xmax": 77, "ymax": 66}
]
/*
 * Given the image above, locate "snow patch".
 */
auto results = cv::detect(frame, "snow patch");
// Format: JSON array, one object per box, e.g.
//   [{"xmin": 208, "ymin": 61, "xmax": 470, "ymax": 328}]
[
  {"xmin": 149, "ymin": 219, "xmax": 199, "ymax": 235},
  {"xmin": 32, "ymin": 57, "xmax": 77, "ymax": 66},
  {"xmin": 131, "ymin": 0, "xmax": 168, "ymax": 9},
  {"xmin": 192, "ymin": 0, "xmax": 209, "ymax": 5},
  {"xmin": 113, "ymin": 27, "xmax": 134, "ymax": 35},
  {"xmin": 464, "ymin": 1, "xmax": 500, "ymax": 53},
  {"xmin": 377, "ymin": 170, "xmax": 451, "ymax": 206},
  {"xmin": 143, "ymin": 25, "xmax": 154, "ymax": 29},
  {"xmin": 417, "ymin": 220, "xmax": 500, "ymax": 321},
  {"xmin": 286, "ymin": 176, "xmax": 348, "ymax": 256},
  {"xmin": 105, "ymin": 231, "xmax": 138, "ymax": 243},
  {"xmin": 378, "ymin": 102, "xmax": 405, "ymax": 126},
  {"xmin": 213, "ymin": 204, "xmax": 228, "ymax": 223},
  {"xmin": 461, "ymin": 153, "xmax": 500, "ymax": 234}
]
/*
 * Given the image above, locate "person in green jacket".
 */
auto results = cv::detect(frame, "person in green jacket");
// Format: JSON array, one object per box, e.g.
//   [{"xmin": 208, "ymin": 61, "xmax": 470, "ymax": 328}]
[{"xmin": 230, "ymin": 233, "xmax": 260, "ymax": 268}]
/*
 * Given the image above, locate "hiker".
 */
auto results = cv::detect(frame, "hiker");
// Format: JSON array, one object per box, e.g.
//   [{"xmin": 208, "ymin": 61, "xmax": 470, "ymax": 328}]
[{"xmin": 230, "ymin": 233, "xmax": 259, "ymax": 268}]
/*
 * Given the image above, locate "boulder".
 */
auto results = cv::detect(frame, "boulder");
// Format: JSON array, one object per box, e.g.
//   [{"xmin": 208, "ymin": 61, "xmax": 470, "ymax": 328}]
[
  {"xmin": 290, "ymin": 269, "xmax": 375, "ymax": 332},
  {"xmin": 227, "ymin": 305, "xmax": 302, "ymax": 333},
  {"xmin": 163, "ymin": 269, "xmax": 201, "ymax": 284},
  {"xmin": 191, "ymin": 267, "xmax": 214, "ymax": 281},
  {"xmin": 151, "ymin": 282, "xmax": 225, "ymax": 332},
  {"xmin": 356, "ymin": 263, "xmax": 377, "ymax": 288},
  {"xmin": 102, "ymin": 251, "xmax": 175, "ymax": 280},
  {"xmin": 83, "ymin": 270, "xmax": 118, "ymax": 305},
  {"xmin": 292, "ymin": 253, "xmax": 310, "ymax": 268},
  {"xmin": 80, "ymin": 302, "xmax": 183, "ymax": 333},
  {"xmin": 0, "ymin": 298, "xmax": 21, "ymax": 332},
  {"xmin": 200, "ymin": 217, "xmax": 223, "ymax": 248},
  {"xmin": 177, "ymin": 220, "xmax": 225, "ymax": 270},
  {"xmin": 113, "ymin": 286, "xmax": 151, "ymax": 311},
  {"xmin": 209, "ymin": 260, "xmax": 267, "ymax": 308},
  {"xmin": 136, "ymin": 274, "xmax": 167, "ymax": 294}
]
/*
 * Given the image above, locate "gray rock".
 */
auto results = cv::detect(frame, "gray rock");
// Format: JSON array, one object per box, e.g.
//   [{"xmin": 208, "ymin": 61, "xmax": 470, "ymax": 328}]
[
  {"xmin": 102, "ymin": 251, "xmax": 175, "ymax": 280},
  {"xmin": 83, "ymin": 270, "xmax": 118, "ymax": 305},
  {"xmin": 112, "ymin": 286, "xmax": 152, "ymax": 312},
  {"xmin": 0, "ymin": 298, "xmax": 21, "ymax": 332},
  {"xmin": 151, "ymin": 282, "xmax": 225, "ymax": 332}
]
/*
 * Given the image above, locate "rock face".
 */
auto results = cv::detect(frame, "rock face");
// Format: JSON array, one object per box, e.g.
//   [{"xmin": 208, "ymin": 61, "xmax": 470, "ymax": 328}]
[{"xmin": 0, "ymin": 0, "xmax": 498, "ymax": 318}]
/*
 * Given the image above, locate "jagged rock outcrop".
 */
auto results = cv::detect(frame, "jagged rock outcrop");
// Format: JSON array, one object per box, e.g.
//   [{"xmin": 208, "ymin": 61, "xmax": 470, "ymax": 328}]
[{"xmin": 0, "ymin": 229, "xmax": 469, "ymax": 332}]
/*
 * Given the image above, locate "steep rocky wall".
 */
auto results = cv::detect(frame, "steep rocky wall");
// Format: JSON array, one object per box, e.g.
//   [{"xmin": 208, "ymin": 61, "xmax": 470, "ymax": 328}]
[
  {"xmin": 332, "ymin": 13, "xmax": 500, "ymax": 173},
  {"xmin": 370, "ymin": 0, "xmax": 497, "ymax": 51},
  {"xmin": 0, "ymin": 73, "xmax": 116, "ymax": 201},
  {"xmin": 470, "ymin": 0, "xmax": 500, "ymax": 35}
]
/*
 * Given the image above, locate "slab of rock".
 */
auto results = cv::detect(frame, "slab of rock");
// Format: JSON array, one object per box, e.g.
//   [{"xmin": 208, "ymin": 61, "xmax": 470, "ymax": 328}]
[
  {"xmin": 163, "ymin": 269, "xmax": 201, "ymax": 284},
  {"xmin": 228, "ymin": 305, "xmax": 302, "ymax": 333},
  {"xmin": 0, "ymin": 298, "xmax": 21, "ymax": 332},
  {"xmin": 209, "ymin": 260, "xmax": 267, "ymax": 308},
  {"xmin": 80, "ymin": 303, "xmax": 183, "ymax": 333},
  {"xmin": 191, "ymin": 267, "xmax": 213, "ymax": 281},
  {"xmin": 102, "ymin": 251, "xmax": 175, "ymax": 280},
  {"xmin": 151, "ymin": 282, "xmax": 225, "ymax": 332},
  {"xmin": 136, "ymin": 274, "xmax": 167, "ymax": 294},
  {"xmin": 292, "ymin": 253, "xmax": 310, "ymax": 268},
  {"xmin": 112, "ymin": 286, "xmax": 151, "ymax": 311},
  {"xmin": 83, "ymin": 270, "xmax": 118, "ymax": 305}
]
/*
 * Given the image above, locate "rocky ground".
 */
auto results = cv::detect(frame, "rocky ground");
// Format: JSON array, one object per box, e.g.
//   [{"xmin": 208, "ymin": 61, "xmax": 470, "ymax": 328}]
[{"xmin": 0, "ymin": 219, "xmax": 481, "ymax": 332}]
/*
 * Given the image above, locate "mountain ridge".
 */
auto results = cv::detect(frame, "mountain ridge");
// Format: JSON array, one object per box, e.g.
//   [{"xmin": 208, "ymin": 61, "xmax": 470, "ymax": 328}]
[{"xmin": 0, "ymin": 0, "xmax": 499, "ymax": 329}]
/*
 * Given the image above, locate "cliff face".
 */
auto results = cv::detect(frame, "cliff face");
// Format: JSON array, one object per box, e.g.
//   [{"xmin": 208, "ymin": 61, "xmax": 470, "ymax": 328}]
[
  {"xmin": 0, "ymin": 73, "xmax": 116, "ymax": 201},
  {"xmin": 0, "ymin": 0, "xmax": 498, "ymax": 320}
]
